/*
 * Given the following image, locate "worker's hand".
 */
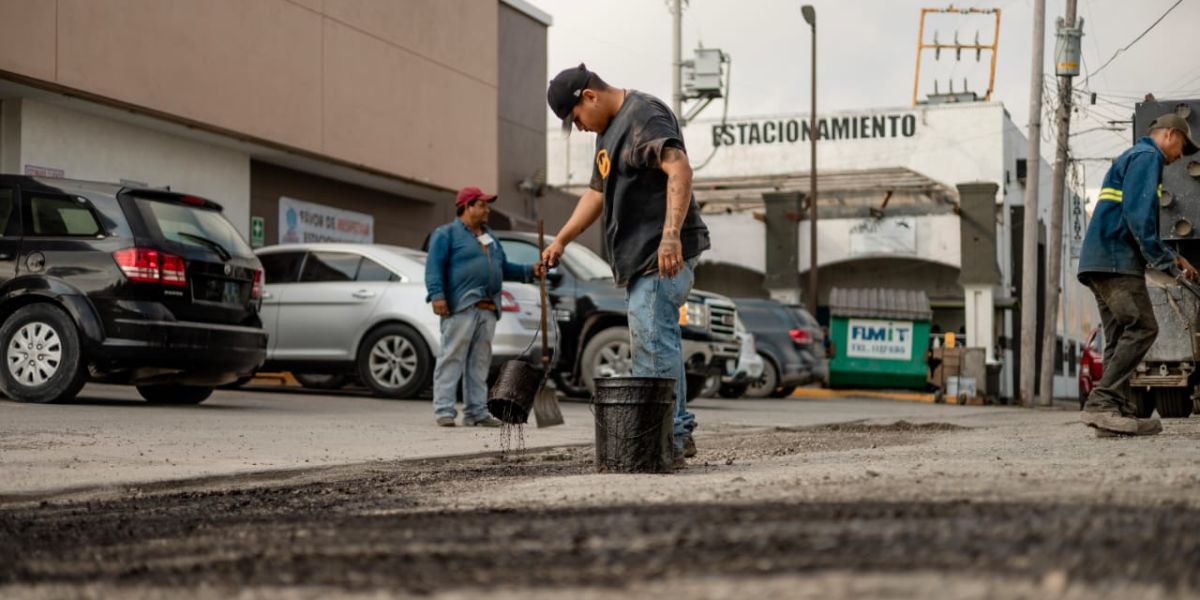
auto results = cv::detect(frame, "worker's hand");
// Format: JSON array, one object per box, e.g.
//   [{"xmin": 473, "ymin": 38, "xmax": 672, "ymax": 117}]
[
  {"xmin": 657, "ymin": 230, "xmax": 685, "ymax": 278},
  {"xmin": 532, "ymin": 261, "xmax": 547, "ymax": 278},
  {"xmin": 1176, "ymin": 256, "xmax": 1199, "ymax": 282},
  {"xmin": 431, "ymin": 299, "xmax": 450, "ymax": 317},
  {"xmin": 542, "ymin": 241, "xmax": 565, "ymax": 269}
]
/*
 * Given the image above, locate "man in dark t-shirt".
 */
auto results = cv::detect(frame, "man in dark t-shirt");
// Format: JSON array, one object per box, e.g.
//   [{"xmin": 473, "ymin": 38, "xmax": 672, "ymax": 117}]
[{"xmin": 543, "ymin": 64, "xmax": 711, "ymax": 467}]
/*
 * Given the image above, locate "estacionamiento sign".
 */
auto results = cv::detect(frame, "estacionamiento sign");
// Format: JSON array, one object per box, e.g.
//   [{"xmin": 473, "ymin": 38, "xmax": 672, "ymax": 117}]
[{"xmin": 711, "ymin": 112, "xmax": 918, "ymax": 147}]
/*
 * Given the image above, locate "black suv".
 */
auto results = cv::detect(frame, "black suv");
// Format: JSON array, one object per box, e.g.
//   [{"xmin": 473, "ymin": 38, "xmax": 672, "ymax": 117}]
[
  {"xmin": 494, "ymin": 231, "xmax": 740, "ymax": 400},
  {"xmin": 734, "ymin": 298, "xmax": 828, "ymax": 397},
  {"xmin": 0, "ymin": 176, "xmax": 267, "ymax": 404}
]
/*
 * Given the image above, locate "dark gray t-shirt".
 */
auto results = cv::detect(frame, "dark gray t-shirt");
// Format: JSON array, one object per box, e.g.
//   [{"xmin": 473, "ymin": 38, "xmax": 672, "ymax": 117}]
[{"xmin": 589, "ymin": 90, "xmax": 711, "ymax": 286}]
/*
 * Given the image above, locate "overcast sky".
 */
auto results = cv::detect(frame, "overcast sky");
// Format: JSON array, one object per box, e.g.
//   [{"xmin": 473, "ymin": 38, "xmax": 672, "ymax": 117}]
[{"xmin": 529, "ymin": 0, "xmax": 1200, "ymax": 198}]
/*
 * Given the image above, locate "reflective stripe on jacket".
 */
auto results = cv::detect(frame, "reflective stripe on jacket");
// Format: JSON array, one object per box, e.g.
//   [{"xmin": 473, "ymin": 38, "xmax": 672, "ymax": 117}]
[{"xmin": 1077, "ymin": 137, "xmax": 1175, "ymax": 279}]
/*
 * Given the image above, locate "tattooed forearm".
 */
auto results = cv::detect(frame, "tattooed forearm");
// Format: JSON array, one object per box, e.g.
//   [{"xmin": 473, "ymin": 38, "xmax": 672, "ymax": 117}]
[{"xmin": 661, "ymin": 148, "xmax": 693, "ymax": 238}]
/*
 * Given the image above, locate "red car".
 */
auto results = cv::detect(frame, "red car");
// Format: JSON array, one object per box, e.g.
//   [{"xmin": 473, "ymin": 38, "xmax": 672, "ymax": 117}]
[{"xmin": 1078, "ymin": 326, "xmax": 1104, "ymax": 407}]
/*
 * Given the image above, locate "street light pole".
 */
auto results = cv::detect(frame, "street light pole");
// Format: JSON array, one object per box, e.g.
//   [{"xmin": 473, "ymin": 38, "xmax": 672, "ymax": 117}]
[{"xmin": 802, "ymin": 5, "xmax": 817, "ymax": 314}]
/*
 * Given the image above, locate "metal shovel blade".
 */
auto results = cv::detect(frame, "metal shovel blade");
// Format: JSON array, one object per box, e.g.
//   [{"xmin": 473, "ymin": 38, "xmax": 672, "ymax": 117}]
[{"xmin": 533, "ymin": 382, "xmax": 564, "ymax": 428}]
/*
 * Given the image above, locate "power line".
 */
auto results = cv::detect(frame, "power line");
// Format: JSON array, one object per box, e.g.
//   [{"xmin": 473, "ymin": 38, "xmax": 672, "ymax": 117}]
[{"xmin": 1085, "ymin": 0, "xmax": 1184, "ymax": 85}]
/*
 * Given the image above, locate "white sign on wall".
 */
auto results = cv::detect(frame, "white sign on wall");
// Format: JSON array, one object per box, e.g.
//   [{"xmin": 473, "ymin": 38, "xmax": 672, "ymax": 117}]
[
  {"xmin": 847, "ymin": 318, "xmax": 914, "ymax": 360},
  {"xmin": 279, "ymin": 196, "xmax": 374, "ymax": 244},
  {"xmin": 848, "ymin": 217, "xmax": 917, "ymax": 256}
]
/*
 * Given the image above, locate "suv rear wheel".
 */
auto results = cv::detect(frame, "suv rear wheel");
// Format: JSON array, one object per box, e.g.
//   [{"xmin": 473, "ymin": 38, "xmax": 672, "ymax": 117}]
[
  {"xmin": 0, "ymin": 304, "xmax": 88, "ymax": 404},
  {"xmin": 137, "ymin": 385, "xmax": 214, "ymax": 404},
  {"xmin": 745, "ymin": 354, "xmax": 778, "ymax": 399},
  {"xmin": 357, "ymin": 323, "xmax": 432, "ymax": 399}
]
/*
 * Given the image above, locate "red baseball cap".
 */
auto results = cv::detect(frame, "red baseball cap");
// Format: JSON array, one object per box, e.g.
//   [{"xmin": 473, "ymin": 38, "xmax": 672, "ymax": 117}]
[{"xmin": 455, "ymin": 186, "xmax": 498, "ymax": 208}]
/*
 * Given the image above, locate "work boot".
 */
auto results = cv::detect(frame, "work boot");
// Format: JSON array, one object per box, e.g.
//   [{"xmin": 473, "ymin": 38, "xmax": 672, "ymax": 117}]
[
  {"xmin": 1079, "ymin": 409, "xmax": 1139, "ymax": 434},
  {"xmin": 683, "ymin": 433, "xmax": 698, "ymax": 458},
  {"xmin": 436, "ymin": 416, "xmax": 456, "ymax": 427},
  {"xmin": 465, "ymin": 416, "xmax": 503, "ymax": 428},
  {"xmin": 1095, "ymin": 417, "xmax": 1163, "ymax": 437}
]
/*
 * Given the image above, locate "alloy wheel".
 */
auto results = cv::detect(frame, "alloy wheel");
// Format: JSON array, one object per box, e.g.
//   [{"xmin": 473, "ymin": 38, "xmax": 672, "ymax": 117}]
[{"xmin": 368, "ymin": 334, "xmax": 418, "ymax": 389}]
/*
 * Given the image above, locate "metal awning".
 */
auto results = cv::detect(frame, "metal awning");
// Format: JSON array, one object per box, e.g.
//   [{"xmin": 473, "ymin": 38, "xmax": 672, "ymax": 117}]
[{"xmin": 829, "ymin": 287, "xmax": 933, "ymax": 321}]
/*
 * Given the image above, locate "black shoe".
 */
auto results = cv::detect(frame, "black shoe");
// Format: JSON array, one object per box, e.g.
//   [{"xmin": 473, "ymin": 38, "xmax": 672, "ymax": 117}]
[
  {"xmin": 436, "ymin": 416, "xmax": 456, "ymax": 427},
  {"xmin": 683, "ymin": 433, "xmax": 697, "ymax": 458}
]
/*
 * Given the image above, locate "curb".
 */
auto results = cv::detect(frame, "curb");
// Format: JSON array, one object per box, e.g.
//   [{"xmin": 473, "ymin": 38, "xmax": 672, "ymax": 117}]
[{"xmin": 789, "ymin": 387, "xmax": 938, "ymax": 404}]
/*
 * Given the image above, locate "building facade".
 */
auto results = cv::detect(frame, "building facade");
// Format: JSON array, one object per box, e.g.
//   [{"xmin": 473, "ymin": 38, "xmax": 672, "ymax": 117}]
[
  {"xmin": 549, "ymin": 100, "xmax": 1097, "ymax": 400},
  {"xmin": 0, "ymin": 0, "xmax": 558, "ymax": 250}
]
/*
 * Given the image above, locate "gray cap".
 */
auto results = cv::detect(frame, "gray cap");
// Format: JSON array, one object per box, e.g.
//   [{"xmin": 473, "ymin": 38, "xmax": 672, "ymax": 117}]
[{"xmin": 1149, "ymin": 113, "xmax": 1199, "ymax": 156}]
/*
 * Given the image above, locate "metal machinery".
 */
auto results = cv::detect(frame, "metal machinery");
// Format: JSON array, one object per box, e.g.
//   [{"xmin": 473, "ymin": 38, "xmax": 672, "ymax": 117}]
[{"xmin": 1129, "ymin": 98, "xmax": 1200, "ymax": 418}]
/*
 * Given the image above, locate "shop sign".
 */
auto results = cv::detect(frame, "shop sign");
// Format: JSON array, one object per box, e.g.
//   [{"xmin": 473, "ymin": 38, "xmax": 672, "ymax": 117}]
[
  {"xmin": 279, "ymin": 196, "xmax": 373, "ymax": 244},
  {"xmin": 847, "ymin": 318, "xmax": 913, "ymax": 360}
]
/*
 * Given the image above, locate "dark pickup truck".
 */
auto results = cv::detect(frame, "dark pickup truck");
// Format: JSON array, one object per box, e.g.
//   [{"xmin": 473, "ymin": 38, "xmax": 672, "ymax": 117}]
[{"xmin": 494, "ymin": 231, "xmax": 739, "ymax": 400}]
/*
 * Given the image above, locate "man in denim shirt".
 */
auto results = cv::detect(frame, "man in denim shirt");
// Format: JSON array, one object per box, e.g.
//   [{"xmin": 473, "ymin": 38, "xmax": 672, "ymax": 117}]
[
  {"xmin": 543, "ymin": 65, "xmax": 711, "ymax": 467},
  {"xmin": 1077, "ymin": 114, "xmax": 1199, "ymax": 437},
  {"xmin": 425, "ymin": 187, "xmax": 544, "ymax": 427}
]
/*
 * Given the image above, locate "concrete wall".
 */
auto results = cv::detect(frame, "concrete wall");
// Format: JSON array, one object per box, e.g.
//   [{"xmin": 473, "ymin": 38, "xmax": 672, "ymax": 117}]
[
  {"xmin": 552, "ymin": 102, "xmax": 1012, "ymax": 192},
  {"xmin": 497, "ymin": 4, "xmax": 547, "ymax": 223},
  {"xmin": 15, "ymin": 99, "xmax": 251, "ymax": 235},
  {"xmin": 0, "ymin": 0, "xmax": 499, "ymax": 194}
]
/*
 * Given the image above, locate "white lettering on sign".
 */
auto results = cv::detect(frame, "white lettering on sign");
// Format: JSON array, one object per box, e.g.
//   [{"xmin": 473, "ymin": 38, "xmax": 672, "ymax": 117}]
[
  {"xmin": 846, "ymin": 318, "xmax": 914, "ymax": 360},
  {"xmin": 279, "ymin": 196, "xmax": 374, "ymax": 245}
]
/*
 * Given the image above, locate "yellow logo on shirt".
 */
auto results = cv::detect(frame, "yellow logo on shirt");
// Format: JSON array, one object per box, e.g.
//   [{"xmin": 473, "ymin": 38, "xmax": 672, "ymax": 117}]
[{"xmin": 596, "ymin": 149, "xmax": 611, "ymax": 180}]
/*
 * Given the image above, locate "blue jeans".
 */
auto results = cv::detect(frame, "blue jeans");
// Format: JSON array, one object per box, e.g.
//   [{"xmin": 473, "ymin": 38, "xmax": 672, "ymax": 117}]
[
  {"xmin": 626, "ymin": 260, "xmax": 697, "ymax": 450},
  {"xmin": 432, "ymin": 307, "xmax": 497, "ymax": 422}
]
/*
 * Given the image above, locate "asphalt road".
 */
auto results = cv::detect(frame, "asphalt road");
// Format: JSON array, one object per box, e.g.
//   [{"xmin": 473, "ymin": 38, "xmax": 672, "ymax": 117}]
[
  {"xmin": 0, "ymin": 383, "xmax": 1013, "ymax": 497},
  {"xmin": 3, "ymin": 384, "xmax": 1200, "ymax": 599}
]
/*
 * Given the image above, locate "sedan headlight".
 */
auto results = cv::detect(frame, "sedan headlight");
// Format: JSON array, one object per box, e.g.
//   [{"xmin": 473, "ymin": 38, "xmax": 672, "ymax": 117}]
[{"xmin": 679, "ymin": 301, "xmax": 708, "ymax": 328}]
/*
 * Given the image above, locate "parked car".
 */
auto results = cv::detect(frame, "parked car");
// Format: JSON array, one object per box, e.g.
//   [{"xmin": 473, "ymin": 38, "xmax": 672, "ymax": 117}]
[
  {"xmin": 716, "ymin": 317, "xmax": 766, "ymax": 398},
  {"xmin": 254, "ymin": 243, "xmax": 552, "ymax": 399},
  {"xmin": 734, "ymin": 298, "xmax": 828, "ymax": 398},
  {"xmin": 490, "ymin": 231, "xmax": 740, "ymax": 401},
  {"xmin": 1078, "ymin": 325, "xmax": 1103, "ymax": 408},
  {"xmin": 0, "ymin": 176, "xmax": 267, "ymax": 404}
]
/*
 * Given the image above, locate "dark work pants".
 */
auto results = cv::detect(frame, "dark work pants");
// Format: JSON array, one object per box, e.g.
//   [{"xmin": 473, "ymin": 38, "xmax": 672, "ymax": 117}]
[{"xmin": 1082, "ymin": 273, "xmax": 1158, "ymax": 415}]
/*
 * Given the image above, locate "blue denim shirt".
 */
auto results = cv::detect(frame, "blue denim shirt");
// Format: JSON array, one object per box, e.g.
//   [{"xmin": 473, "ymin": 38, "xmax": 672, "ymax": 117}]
[
  {"xmin": 424, "ymin": 220, "xmax": 533, "ymax": 316},
  {"xmin": 1077, "ymin": 137, "xmax": 1174, "ymax": 280}
]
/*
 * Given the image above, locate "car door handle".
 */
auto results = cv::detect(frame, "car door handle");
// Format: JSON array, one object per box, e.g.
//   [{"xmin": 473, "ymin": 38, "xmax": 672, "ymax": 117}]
[
  {"xmin": 262, "ymin": 291, "xmax": 274, "ymax": 300},
  {"xmin": 352, "ymin": 290, "xmax": 376, "ymax": 299}
]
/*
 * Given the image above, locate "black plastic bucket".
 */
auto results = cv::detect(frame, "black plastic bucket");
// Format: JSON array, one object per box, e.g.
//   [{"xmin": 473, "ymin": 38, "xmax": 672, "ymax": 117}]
[
  {"xmin": 487, "ymin": 360, "xmax": 542, "ymax": 424},
  {"xmin": 593, "ymin": 376, "xmax": 676, "ymax": 473}
]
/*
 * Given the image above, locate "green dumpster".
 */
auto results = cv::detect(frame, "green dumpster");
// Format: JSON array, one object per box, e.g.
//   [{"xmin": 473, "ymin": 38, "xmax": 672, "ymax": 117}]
[{"xmin": 827, "ymin": 288, "xmax": 932, "ymax": 390}]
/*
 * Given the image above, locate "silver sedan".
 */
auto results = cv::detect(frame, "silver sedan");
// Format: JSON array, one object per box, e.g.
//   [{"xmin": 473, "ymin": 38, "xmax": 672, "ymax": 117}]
[{"xmin": 255, "ymin": 243, "xmax": 554, "ymax": 399}]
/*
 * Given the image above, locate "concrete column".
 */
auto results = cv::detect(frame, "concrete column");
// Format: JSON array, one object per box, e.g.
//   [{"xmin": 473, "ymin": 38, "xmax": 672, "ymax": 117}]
[
  {"xmin": 964, "ymin": 284, "xmax": 996, "ymax": 363},
  {"xmin": 957, "ymin": 182, "xmax": 1002, "ymax": 364}
]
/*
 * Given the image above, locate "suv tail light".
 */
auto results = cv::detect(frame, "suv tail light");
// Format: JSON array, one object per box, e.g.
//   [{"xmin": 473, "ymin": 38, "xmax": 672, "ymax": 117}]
[
  {"xmin": 113, "ymin": 248, "xmax": 188, "ymax": 287},
  {"xmin": 789, "ymin": 328, "xmax": 812, "ymax": 345},
  {"xmin": 500, "ymin": 290, "xmax": 520, "ymax": 313},
  {"xmin": 251, "ymin": 269, "xmax": 264, "ymax": 300}
]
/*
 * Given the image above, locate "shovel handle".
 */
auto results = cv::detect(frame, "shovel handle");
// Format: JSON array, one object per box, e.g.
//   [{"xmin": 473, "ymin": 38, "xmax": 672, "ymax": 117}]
[{"xmin": 538, "ymin": 220, "xmax": 550, "ymax": 369}]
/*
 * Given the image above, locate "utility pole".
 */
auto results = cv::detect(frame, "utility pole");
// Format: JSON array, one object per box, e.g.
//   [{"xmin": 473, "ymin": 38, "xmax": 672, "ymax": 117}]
[
  {"xmin": 671, "ymin": 0, "xmax": 683, "ymax": 118},
  {"xmin": 802, "ymin": 5, "xmax": 817, "ymax": 314},
  {"xmin": 1019, "ymin": 0, "xmax": 1047, "ymax": 407},
  {"xmin": 1038, "ymin": 0, "xmax": 1082, "ymax": 406}
]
